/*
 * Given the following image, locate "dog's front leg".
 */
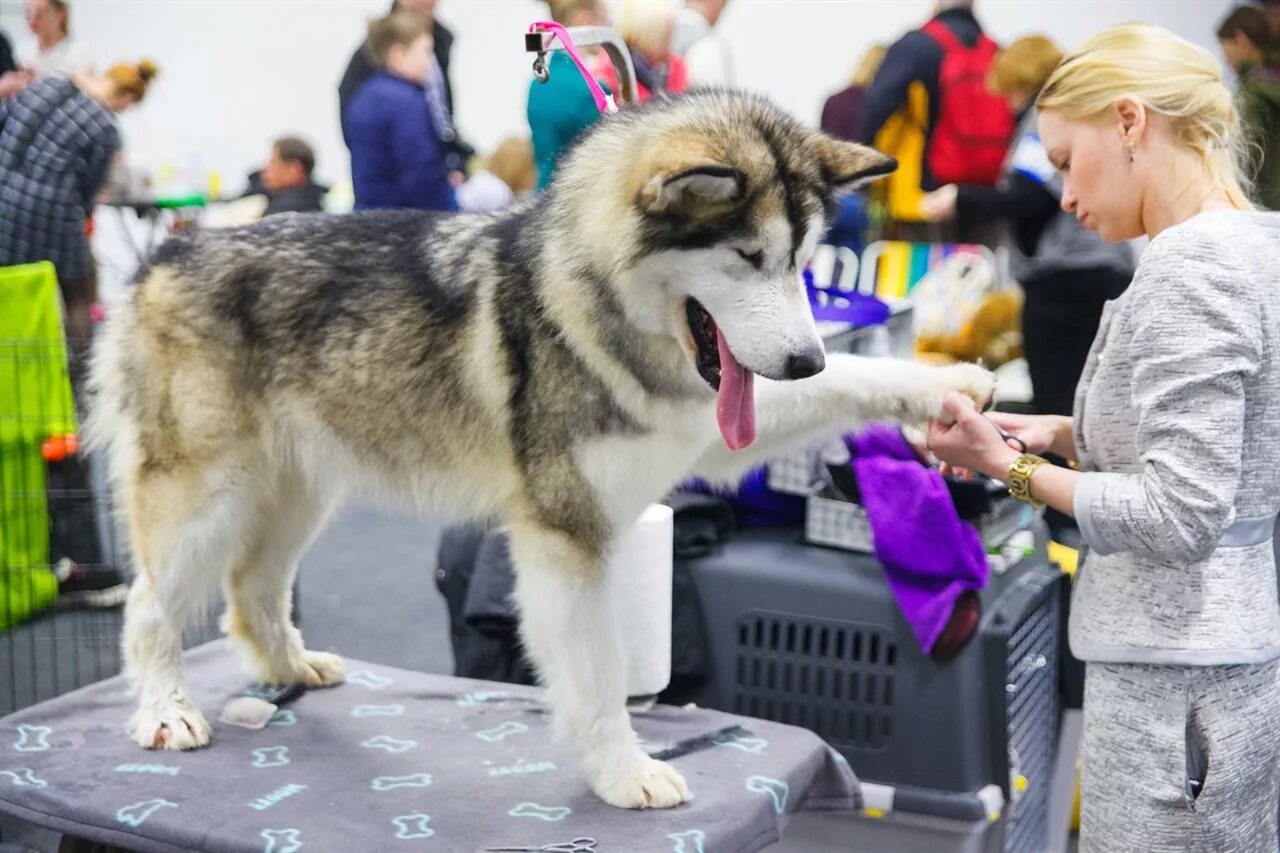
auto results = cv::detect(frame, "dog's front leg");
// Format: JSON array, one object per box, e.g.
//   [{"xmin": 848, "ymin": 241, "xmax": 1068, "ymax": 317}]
[
  {"xmin": 693, "ymin": 353, "xmax": 994, "ymax": 484},
  {"xmin": 508, "ymin": 522, "xmax": 688, "ymax": 809}
]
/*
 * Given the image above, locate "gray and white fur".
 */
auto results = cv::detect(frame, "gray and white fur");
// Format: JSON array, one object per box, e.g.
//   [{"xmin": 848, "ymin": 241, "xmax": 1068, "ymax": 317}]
[{"xmin": 88, "ymin": 90, "xmax": 993, "ymax": 808}]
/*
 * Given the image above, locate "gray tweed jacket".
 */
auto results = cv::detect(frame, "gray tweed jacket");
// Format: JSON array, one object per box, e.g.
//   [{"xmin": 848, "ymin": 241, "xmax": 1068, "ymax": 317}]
[{"xmin": 1070, "ymin": 209, "xmax": 1280, "ymax": 664}]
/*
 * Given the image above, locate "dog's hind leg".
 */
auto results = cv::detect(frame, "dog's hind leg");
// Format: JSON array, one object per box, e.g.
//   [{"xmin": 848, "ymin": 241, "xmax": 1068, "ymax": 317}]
[
  {"xmin": 222, "ymin": 468, "xmax": 345, "ymax": 688},
  {"xmin": 509, "ymin": 523, "xmax": 689, "ymax": 809},
  {"xmin": 123, "ymin": 461, "xmax": 259, "ymax": 750}
]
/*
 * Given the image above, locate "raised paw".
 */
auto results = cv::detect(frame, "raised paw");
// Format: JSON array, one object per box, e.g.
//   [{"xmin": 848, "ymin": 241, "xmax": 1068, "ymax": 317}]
[
  {"xmin": 131, "ymin": 699, "xmax": 212, "ymax": 751},
  {"xmin": 591, "ymin": 756, "xmax": 689, "ymax": 809},
  {"xmin": 926, "ymin": 362, "xmax": 996, "ymax": 425}
]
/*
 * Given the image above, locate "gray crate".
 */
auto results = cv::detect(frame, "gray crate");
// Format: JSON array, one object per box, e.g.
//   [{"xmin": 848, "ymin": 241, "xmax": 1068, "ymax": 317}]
[{"xmin": 685, "ymin": 527, "xmax": 1061, "ymax": 853}]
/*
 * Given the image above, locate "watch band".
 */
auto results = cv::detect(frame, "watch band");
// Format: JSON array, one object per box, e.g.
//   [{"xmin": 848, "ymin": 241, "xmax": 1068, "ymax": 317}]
[{"xmin": 1007, "ymin": 454, "xmax": 1048, "ymax": 507}]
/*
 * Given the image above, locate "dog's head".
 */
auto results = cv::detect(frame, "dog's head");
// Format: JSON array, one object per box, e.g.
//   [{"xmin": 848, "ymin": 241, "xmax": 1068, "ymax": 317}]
[{"xmin": 565, "ymin": 91, "xmax": 896, "ymax": 450}]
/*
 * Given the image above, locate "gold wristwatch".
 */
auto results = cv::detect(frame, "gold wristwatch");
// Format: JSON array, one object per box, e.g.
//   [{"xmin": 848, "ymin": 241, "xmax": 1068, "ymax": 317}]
[{"xmin": 1007, "ymin": 454, "xmax": 1048, "ymax": 507}]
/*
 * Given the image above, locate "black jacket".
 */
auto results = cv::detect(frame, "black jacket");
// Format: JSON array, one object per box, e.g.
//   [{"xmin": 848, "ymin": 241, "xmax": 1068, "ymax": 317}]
[
  {"xmin": 0, "ymin": 30, "xmax": 16, "ymax": 76},
  {"xmin": 859, "ymin": 8, "xmax": 984, "ymax": 189},
  {"xmin": 242, "ymin": 170, "xmax": 329, "ymax": 217}
]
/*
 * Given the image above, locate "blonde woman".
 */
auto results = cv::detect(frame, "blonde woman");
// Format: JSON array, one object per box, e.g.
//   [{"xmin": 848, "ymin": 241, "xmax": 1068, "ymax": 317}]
[
  {"xmin": 590, "ymin": 0, "xmax": 687, "ymax": 101},
  {"xmin": 927, "ymin": 24, "xmax": 1280, "ymax": 851}
]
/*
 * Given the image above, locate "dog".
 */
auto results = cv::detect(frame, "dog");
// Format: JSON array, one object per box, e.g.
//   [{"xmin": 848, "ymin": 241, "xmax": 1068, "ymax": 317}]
[{"xmin": 88, "ymin": 89, "xmax": 993, "ymax": 809}]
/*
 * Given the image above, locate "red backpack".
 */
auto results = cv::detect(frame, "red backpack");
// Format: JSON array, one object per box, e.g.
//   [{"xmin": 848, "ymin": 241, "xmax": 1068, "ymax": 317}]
[{"xmin": 921, "ymin": 20, "xmax": 1014, "ymax": 186}]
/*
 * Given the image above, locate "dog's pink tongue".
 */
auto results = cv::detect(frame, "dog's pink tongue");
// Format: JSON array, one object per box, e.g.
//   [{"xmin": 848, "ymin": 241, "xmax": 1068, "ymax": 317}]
[{"xmin": 716, "ymin": 329, "xmax": 756, "ymax": 450}]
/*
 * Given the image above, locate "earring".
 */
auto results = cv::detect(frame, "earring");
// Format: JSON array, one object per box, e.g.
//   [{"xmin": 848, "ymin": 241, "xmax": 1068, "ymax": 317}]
[{"xmin": 1128, "ymin": 144, "xmax": 1136, "ymax": 164}]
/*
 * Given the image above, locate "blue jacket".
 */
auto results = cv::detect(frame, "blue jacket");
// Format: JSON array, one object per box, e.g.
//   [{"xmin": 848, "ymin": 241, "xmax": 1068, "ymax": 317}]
[{"xmin": 346, "ymin": 72, "xmax": 456, "ymax": 212}]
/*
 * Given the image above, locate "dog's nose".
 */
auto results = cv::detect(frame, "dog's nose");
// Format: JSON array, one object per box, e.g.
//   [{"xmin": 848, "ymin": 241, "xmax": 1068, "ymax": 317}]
[{"xmin": 785, "ymin": 349, "xmax": 826, "ymax": 380}]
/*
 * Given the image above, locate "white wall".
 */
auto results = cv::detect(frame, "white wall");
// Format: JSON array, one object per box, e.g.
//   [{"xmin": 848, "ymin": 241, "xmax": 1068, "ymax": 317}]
[{"xmin": 0, "ymin": 0, "xmax": 1233, "ymax": 192}]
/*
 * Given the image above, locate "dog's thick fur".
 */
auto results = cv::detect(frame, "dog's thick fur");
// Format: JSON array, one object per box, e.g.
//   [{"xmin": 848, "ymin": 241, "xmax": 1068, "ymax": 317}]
[{"xmin": 89, "ymin": 90, "xmax": 992, "ymax": 809}]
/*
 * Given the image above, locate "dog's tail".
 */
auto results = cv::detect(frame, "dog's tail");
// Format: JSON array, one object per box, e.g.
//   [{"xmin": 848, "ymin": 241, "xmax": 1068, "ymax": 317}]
[{"xmin": 83, "ymin": 291, "xmax": 142, "ymax": 529}]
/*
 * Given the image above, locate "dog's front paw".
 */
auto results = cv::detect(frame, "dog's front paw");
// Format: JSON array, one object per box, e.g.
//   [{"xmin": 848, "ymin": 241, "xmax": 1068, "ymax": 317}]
[
  {"xmin": 298, "ymin": 650, "xmax": 346, "ymax": 687},
  {"xmin": 131, "ymin": 699, "xmax": 212, "ymax": 750},
  {"xmin": 591, "ymin": 756, "xmax": 689, "ymax": 809},
  {"xmin": 927, "ymin": 362, "xmax": 995, "ymax": 424},
  {"xmin": 268, "ymin": 650, "xmax": 346, "ymax": 688}
]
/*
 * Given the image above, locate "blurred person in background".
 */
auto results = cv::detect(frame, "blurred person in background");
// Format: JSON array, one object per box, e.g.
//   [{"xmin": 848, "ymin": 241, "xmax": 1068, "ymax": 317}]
[
  {"xmin": 822, "ymin": 44, "xmax": 887, "ymax": 143},
  {"xmin": 591, "ymin": 0, "xmax": 688, "ymax": 102},
  {"xmin": 527, "ymin": 0, "xmax": 610, "ymax": 191},
  {"xmin": 339, "ymin": 0, "xmax": 473, "ymax": 172},
  {"xmin": 1218, "ymin": 5, "xmax": 1280, "ymax": 209},
  {"xmin": 671, "ymin": 0, "xmax": 732, "ymax": 86},
  {"xmin": 820, "ymin": 44, "xmax": 888, "ymax": 253},
  {"xmin": 920, "ymin": 36, "xmax": 1133, "ymax": 421},
  {"xmin": 346, "ymin": 14, "xmax": 455, "ymax": 212},
  {"xmin": 860, "ymin": 0, "xmax": 1012, "ymax": 242},
  {"xmin": 244, "ymin": 137, "xmax": 329, "ymax": 217},
  {"xmin": 1257, "ymin": 0, "xmax": 1280, "ymax": 43},
  {"xmin": 456, "ymin": 137, "xmax": 535, "ymax": 212},
  {"xmin": 0, "ymin": 60, "xmax": 156, "ymax": 362},
  {"xmin": 20, "ymin": 0, "xmax": 90, "ymax": 80}
]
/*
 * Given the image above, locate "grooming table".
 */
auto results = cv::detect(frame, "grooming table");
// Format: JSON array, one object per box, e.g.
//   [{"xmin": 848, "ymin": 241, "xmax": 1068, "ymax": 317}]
[{"xmin": 0, "ymin": 641, "xmax": 858, "ymax": 852}]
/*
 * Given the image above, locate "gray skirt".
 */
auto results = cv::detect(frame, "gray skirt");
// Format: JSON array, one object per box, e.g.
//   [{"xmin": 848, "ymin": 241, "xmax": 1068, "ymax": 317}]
[{"xmin": 1080, "ymin": 660, "xmax": 1280, "ymax": 852}]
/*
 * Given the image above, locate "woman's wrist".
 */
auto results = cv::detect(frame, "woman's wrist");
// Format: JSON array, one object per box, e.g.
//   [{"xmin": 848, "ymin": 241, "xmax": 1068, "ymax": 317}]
[
  {"xmin": 1050, "ymin": 415, "xmax": 1077, "ymax": 459},
  {"xmin": 984, "ymin": 446, "xmax": 1023, "ymax": 481}
]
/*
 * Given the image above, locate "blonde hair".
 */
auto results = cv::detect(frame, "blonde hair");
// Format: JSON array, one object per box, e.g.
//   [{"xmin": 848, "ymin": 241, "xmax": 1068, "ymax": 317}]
[
  {"xmin": 850, "ymin": 44, "xmax": 888, "ymax": 88},
  {"xmin": 616, "ymin": 0, "xmax": 674, "ymax": 60},
  {"xmin": 487, "ymin": 137, "xmax": 536, "ymax": 195},
  {"xmin": 988, "ymin": 35, "xmax": 1062, "ymax": 97},
  {"xmin": 1038, "ymin": 23, "xmax": 1255, "ymax": 210},
  {"xmin": 105, "ymin": 59, "xmax": 158, "ymax": 103}
]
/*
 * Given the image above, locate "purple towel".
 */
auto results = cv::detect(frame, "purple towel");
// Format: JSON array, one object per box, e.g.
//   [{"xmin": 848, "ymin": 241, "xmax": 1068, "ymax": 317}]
[{"xmin": 849, "ymin": 426, "xmax": 988, "ymax": 654}]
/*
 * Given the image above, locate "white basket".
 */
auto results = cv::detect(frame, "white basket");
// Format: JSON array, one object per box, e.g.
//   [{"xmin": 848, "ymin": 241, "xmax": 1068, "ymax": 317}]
[
  {"xmin": 804, "ymin": 494, "xmax": 875, "ymax": 553},
  {"xmin": 766, "ymin": 438, "xmax": 850, "ymax": 497}
]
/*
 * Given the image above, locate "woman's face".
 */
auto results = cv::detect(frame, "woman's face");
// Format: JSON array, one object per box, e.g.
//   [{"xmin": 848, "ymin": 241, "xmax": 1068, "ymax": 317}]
[
  {"xmin": 24, "ymin": 0, "xmax": 63, "ymax": 42},
  {"xmin": 106, "ymin": 90, "xmax": 137, "ymax": 113},
  {"xmin": 1037, "ymin": 107, "xmax": 1146, "ymax": 242}
]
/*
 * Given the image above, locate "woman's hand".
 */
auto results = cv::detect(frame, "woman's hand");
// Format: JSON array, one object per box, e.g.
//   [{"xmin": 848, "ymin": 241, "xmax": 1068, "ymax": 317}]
[
  {"xmin": 982, "ymin": 411, "xmax": 1062, "ymax": 456},
  {"xmin": 919, "ymin": 184, "xmax": 958, "ymax": 222},
  {"xmin": 0, "ymin": 70, "xmax": 32, "ymax": 99},
  {"xmin": 927, "ymin": 392, "xmax": 1022, "ymax": 481}
]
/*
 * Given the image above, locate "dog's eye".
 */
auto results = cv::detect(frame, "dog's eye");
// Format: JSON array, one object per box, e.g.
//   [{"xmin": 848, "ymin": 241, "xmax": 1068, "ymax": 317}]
[{"xmin": 735, "ymin": 249, "xmax": 764, "ymax": 270}]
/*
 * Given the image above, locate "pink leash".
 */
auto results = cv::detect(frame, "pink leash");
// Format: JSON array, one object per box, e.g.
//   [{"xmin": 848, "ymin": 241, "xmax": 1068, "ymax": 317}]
[{"xmin": 528, "ymin": 21, "xmax": 616, "ymax": 114}]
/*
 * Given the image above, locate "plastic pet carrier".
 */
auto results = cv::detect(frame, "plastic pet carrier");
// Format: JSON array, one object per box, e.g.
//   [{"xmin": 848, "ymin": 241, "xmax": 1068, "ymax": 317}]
[{"xmin": 687, "ymin": 527, "xmax": 1063, "ymax": 853}]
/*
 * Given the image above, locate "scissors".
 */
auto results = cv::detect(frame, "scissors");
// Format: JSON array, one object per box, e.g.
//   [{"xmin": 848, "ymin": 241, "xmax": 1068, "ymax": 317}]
[
  {"xmin": 988, "ymin": 416, "xmax": 1028, "ymax": 453},
  {"xmin": 485, "ymin": 838, "xmax": 598, "ymax": 853}
]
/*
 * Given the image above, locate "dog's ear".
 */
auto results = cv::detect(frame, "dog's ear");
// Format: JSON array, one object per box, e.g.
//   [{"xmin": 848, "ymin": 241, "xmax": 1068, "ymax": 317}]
[
  {"xmin": 638, "ymin": 164, "xmax": 747, "ymax": 215},
  {"xmin": 813, "ymin": 135, "xmax": 897, "ymax": 193}
]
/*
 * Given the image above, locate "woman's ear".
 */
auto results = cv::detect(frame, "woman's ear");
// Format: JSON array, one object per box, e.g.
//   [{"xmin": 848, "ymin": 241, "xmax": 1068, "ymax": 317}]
[{"xmin": 1114, "ymin": 96, "xmax": 1147, "ymax": 147}]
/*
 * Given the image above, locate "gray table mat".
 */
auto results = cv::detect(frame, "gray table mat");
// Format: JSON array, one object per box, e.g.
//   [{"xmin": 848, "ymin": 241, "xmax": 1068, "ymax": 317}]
[{"xmin": 0, "ymin": 641, "xmax": 858, "ymax": 852}]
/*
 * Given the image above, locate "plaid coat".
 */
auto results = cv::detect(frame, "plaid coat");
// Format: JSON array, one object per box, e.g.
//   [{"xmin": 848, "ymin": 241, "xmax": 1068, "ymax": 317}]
[{"xmin": 0, "ymin": 77, "xmax": 119, "ymax": 281}]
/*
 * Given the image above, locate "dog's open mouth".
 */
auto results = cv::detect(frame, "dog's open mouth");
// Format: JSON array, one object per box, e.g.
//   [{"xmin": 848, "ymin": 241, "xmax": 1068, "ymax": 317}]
[{"xmin": 686, "ymin": 298, "xmax": 756, "ymax": 451}]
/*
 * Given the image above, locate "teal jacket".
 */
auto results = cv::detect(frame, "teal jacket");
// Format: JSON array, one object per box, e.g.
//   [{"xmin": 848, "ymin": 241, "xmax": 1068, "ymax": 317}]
[{"xmin": 527, "ymin": 52, "xmax": 610, "ymax": 191}]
